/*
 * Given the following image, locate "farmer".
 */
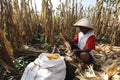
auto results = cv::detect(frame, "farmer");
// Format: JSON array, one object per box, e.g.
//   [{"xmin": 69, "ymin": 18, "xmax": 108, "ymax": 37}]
[{"xmin": 70, "ymin": 18, "xmax": 96, "ymax": 69}]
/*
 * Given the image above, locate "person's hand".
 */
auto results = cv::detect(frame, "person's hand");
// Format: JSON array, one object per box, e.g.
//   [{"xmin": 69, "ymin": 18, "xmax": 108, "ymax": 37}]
[
  {"xmin": 72, "ymin": 49, "xmax": 78, "ymax": 54},
  {"xmin": 70, "ymin": 49, "xmax": 80, "ymax": 56},
  {"xmin": 66, "ymin": 39, "xmax": 72, "ymax": 45}
]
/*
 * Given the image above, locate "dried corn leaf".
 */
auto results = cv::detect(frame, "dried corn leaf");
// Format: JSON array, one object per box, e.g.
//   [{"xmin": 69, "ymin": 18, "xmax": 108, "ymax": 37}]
[{"xmin": 106, "ymin": 62, "xmax": 118, "ymax": 80}]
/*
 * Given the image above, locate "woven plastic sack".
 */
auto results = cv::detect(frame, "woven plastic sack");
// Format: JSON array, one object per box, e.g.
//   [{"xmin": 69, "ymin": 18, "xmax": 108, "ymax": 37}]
[{"xmin": 21, "ymin": 53, "xmax": 66, "ymax": 80}]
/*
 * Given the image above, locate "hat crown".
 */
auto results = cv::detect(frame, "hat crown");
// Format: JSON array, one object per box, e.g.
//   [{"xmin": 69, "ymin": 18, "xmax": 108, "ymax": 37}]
[{"xmin": 74, "ymin": 18, "xmax": 93, "ymax": 29}]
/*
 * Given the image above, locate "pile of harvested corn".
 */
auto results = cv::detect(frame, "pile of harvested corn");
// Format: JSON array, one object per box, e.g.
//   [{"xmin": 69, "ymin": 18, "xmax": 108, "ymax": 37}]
[{"xmin": 73, "ymin": 44, "xmax": 120, "ymax": 80}]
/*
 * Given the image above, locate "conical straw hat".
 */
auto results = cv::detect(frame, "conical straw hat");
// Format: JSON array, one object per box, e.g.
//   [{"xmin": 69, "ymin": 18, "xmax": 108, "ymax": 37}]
[{"xmin": 74, "ymin": 18, "xmax": 94, "ymax": 29}]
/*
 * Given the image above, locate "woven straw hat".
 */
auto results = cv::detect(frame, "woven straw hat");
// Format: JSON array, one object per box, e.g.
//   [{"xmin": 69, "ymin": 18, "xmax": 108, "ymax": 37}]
[{"xmin": 74, "ymin": 18, "xmax": 94, "ymax": 29}]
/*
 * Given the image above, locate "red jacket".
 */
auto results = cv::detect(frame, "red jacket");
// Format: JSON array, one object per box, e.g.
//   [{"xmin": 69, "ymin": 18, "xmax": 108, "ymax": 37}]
[{"xmin": 72, "ymin": 34, "xmax": 96, "ymax": 50}]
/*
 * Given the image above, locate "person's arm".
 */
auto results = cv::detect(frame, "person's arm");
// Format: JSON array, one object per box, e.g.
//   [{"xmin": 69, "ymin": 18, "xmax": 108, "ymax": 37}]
[
  {"xmin": 72, "ymin": 35, "xmax": 78, "ymax": 44},
  {"xmin": 68, "ymin": 34, "xmax": 78, "ymax": 45},
  {"xmin": 85, "ymin": 35, "xmax": 96, "ymax": 50}
]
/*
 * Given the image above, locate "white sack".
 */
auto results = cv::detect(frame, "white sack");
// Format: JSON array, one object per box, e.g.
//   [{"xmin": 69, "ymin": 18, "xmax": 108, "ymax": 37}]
[{"xmin": 21, "ymin": 53, "xmax": 66, "ymax": 80}]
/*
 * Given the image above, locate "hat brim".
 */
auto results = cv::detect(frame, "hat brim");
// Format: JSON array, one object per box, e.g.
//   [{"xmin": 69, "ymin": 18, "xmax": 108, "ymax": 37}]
[{"xmin": 74, "ymin": 25, "xmax": 94, "ymax": 30}]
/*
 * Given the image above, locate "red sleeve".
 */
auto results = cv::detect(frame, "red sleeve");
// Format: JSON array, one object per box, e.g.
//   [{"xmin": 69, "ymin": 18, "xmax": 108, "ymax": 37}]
[
  {"xmin": 85, "ymin": 35, "xmax": 96, "ymax": 50},
  {"xmin": 72, "ymin": 35, "xmax": 78, "ymax": 44}
]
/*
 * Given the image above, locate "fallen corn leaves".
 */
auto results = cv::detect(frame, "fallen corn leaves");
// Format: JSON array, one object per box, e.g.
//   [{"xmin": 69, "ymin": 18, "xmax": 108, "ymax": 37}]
[{"xmin": 70, "ymin": 44, "xmax": 120, "ymax": 80}]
